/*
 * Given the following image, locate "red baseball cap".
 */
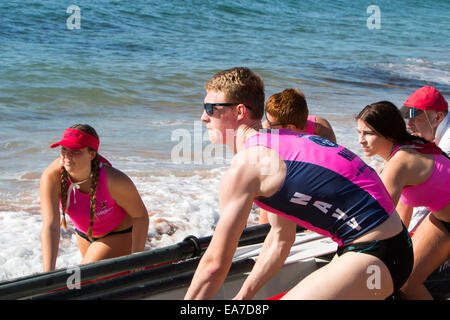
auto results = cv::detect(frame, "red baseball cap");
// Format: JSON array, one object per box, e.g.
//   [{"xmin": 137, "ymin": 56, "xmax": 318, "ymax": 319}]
[
  {"xmin": 400, "ymin": 86, "xmax": 448, "ymax": 118},
  {"xmin": 51, "ymin": 128, "xmax": 100, "ymax": 151}
]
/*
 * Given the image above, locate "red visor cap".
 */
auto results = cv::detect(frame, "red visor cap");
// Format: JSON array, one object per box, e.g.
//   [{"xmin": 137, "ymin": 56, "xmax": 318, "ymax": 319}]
[{"xmin": 50, "ymin": 128, "xmax": 100, "ymax": 151}]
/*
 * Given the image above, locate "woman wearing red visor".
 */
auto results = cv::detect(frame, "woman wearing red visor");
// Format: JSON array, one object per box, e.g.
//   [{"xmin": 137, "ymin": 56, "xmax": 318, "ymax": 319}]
[{"xmin": 40, "ymin": 124, "xmax": 149, "ymax": 272}]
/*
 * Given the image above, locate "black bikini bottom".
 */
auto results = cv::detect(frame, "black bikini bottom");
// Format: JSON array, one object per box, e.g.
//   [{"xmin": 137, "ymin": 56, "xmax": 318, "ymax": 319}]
[
  {"xmin": 75, "ymin": 227, "xmax": 133, "ymax": 243},
  {"xmin": 337, "ymin": 225, "xmax": 414, "ymax": 293}
]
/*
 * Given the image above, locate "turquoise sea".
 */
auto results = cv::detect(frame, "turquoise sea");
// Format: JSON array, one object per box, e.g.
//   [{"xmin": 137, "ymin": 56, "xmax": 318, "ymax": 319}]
[{"xmin": 0, "ymin": 0, "xmax": 449, "ymax": 280}]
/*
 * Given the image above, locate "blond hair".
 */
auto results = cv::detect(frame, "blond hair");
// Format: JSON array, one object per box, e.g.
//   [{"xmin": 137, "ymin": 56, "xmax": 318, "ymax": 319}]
[{"xmin": 205, "ymin": 67, "xmax": 265, "ymax": 120}]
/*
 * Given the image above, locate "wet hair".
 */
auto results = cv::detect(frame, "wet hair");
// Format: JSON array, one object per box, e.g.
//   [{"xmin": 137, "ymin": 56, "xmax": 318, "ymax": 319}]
[
  {"xmin": 205, "ymin": 67, "xmax": 265, "ymax": 120},
  {"xmin": 356, "ymin": 101, "xmax": 429, "ymax": 145},
  {"xmin": 60, "ymin": 124, "xmax": 101, "ymax": 240},
  {"xmin": 266, "ymin": 88, "xmax": 309, "ymax": 129}
]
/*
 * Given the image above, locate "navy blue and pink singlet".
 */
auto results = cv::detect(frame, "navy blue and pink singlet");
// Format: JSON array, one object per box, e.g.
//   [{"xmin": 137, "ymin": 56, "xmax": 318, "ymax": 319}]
[
  {"xmin": 244, "ymin": 129, "xmax": 393, "ymax": 246},
  {"xmin": 244, "ymin": 129, "xmax": 413, "ymax": 293}
]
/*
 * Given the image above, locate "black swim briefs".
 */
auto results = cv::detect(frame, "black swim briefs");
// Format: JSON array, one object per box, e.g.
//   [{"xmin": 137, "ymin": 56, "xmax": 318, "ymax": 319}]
[{"xmin": 336, "ymin": 225, "xmax": 414, "ymax": 293}]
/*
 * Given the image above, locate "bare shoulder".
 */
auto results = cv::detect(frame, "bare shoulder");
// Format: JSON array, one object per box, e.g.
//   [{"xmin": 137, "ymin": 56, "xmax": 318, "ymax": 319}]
[
  {"xmin": 391, "ymin": 147, "xmax": 433, "ymax": 170},
  {"xmin": 383, "ymin": 148, "xmax": 434, "ymax": 185},
  {"xmin": 224, "ymin": 147, "xmax": 262, "ymax": 190},
  {"xmin": 103, "ymin": 165, "xmax": 136, "ymax": 193},
  {"xmin": 41, "ymin": 158, "xmax": 62, "ymax": 184},
  {"xmin": 229, "ymin": 146, "xmax": 286, "ymax": 198},
  {"xmin": 314, "ymin": 116, "xmax": 332, "ymax": 128},
  {"xmin": 314, "ymin": 116, "xmax": 336, "ymax": 143},
  {"xmin": 232, "ymin": 145, "xmax": 283, "ymax": 175},
  {"xmin": 383, "ymin": 149, "xmax": 413, "ymax": 174},
  {"xmin": 40, "ymin": 158, "xmax": 63, "ymax": 203}
]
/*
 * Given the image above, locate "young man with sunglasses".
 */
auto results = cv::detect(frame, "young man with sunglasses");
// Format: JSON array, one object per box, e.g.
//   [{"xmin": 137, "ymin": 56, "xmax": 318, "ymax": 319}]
[
  {"xmin": 399, "ymin": 86, "xmax": 449, "ymax": 233},
  {"xmin": 185, "ymin": 67, "xmax": 412, "ymax": 300}
]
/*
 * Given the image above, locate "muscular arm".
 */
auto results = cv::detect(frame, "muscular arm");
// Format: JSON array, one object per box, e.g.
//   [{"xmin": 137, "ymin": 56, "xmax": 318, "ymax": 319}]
[
  {"xmin": 381, "ymin": 150, "xmax": 435, "ymax": 205},
  {"xmin": 380, "ymin": 150, "xmax": 429, "ymax": 227},
  {"xmin": 107, "ymin": 167, "xmax": 149, "ymax": 253},
  {"xmin": 380, "ymin": 160, "xmax": 408, "ymax": 208},
  {"xmin": 184, "ymin": 159, "xmax": 258, "ymax": 299},
  {"xmin": 395, "ymin": 200, "xmax": 414, "ymax": 229},
  {"xmin": 234, "ymin": 212, "xmax": 296, "ymax": 300},
  {"xmin": 185, "ymin": 146, "xmax": 286, "ymax": 299},
  {"xmin": 40, "ymin": 159, "xmax": 62, "ymax": 272}
]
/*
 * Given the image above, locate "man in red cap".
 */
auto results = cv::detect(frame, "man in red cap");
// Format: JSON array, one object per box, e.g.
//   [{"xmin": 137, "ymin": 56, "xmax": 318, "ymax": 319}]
[
  {"xmin": 400, "ymin": 86, "xmax": 449, "ymax": 154},
  {"xmin": 400, "ymin": 86, "xmax": 449, "ymax": 233}
]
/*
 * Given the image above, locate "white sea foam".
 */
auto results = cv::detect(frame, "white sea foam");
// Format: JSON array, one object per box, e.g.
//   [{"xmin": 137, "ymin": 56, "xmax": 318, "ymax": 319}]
[
  {"xmin": 0, "ymin": 210, "xmax": 81, "ymax": 280},
  {"xmin": 381, "ymin": 60, "xmax": 450, "ymax": 85}
]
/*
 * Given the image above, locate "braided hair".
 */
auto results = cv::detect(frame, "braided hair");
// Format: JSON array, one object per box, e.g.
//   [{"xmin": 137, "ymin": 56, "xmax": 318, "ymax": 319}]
[
  {"xmin": 60, "ymin": 166, "xmax": 69, "ymax": 230},
  {"xmin": 87, "ymin": 155, "xmax": 100, "ymax": 240}
]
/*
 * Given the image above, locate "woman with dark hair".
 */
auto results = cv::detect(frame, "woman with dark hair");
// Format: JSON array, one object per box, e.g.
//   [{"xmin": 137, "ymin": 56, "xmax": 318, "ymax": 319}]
[
  {"xmin": 356, "ymin": 101, "xmax": 450, "ymax": 299},
  {"xmin": 40, "ymin": 124, "xmax": 149, "ymax": 272}
]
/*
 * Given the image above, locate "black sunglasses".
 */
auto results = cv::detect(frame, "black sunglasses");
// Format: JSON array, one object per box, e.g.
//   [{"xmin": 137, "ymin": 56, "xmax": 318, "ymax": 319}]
[
  {"xmin": 265, "ymin": 113, "xmax": 289, "ymax": 128},
  {"xmin": 203, "ymin": 103, "xmax": 252, "ymax": 116}
]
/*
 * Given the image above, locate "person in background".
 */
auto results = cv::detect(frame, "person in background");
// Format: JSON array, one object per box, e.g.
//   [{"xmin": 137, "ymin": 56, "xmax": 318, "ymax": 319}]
[
  {"xmin": 40, "ymin": 124, "xmax": 149, "ymax": 272},
  {"xmin": 259, "ymin": 88, "xmax": 336, "ymax": 224},
  {"xmin": 263, "ymin": 89, "xmax": 336, "ymax": 141},
  {"xmin": 356, "ymin": 101, "xmax": 450, "ymax": 299},
  {"xmin": 399, "ymin": 86, "xmax": 449, "ymax": 233},
  {"xmin": 185, "ymin": 67, "xmax": 412, "ymax": 300}
]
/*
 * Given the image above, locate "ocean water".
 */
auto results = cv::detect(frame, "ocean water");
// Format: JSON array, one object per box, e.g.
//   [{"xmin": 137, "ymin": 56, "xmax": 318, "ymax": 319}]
[{"xmin": 0, "ymin": 0, "xmax": 449, "ymax": 281}]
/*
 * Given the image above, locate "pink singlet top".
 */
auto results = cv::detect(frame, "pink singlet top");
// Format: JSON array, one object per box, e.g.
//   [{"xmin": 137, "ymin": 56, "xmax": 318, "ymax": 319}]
[
  {"xmin": 243, "ymin": 129, "xmax": 394, "ymax": 245},
  {"xmin": 63, "ymin": 165, "xmax": 127, "ymax": 237},
  {"xmin": 305, "ymin": 115, "xmax": 316, "ymax": 134},
  {"xmin": 392, "ymin": 144, "xmax": 450, "ymax": 212}
]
